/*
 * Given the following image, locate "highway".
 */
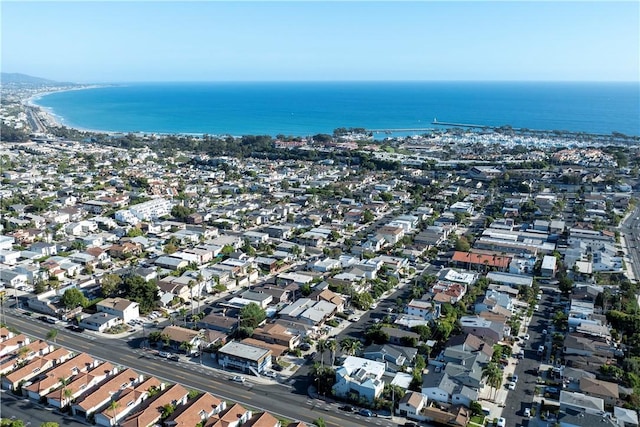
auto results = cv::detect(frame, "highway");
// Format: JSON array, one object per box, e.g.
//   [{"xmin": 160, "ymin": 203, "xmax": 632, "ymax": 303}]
[
  {"xmin": 2, "ymin": 309, "xmax": 395, "ymax": 427},
  {"xmin": 620, "ymin": 204, "xmax": 640, "ymax": 283}
]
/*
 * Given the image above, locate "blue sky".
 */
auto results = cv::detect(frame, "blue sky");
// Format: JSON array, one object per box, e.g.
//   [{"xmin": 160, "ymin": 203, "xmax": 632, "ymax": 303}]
[{"xmin": 1, "ymin": 1, "xmax": 638, "ymax": 82}]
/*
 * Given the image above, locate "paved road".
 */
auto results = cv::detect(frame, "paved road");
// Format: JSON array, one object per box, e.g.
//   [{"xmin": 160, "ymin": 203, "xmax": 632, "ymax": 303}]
[
  {"xmin": 502, "ymin": 291, "xmax": 557, "ymax": 427},
  {"xmin": 3, "ymin": 310, "xmax": 394, "ymax": 427}
]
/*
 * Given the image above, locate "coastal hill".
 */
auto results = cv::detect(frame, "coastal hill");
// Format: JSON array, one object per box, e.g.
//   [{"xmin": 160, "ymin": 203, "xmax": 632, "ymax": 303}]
[{"xmin": 0, "ymin": 72, "xmax": 73, "ymax": 86}]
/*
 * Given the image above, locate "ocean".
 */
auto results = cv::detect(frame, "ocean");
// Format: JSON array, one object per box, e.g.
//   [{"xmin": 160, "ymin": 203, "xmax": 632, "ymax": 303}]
[{"xmin": 33, "ymin": 81, "xmax": 640, "ymax": 137}]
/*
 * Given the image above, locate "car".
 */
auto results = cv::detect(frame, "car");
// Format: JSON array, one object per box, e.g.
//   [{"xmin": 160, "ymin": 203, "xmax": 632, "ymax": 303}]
[
  {"xmin": 386, "ymin": 307, "xmax": 394, "ymax": 313},
  {"xmin": 370, "ymin": 303, "xmax": 378, "ymax": 309},
  {"xmin": 358, "ymin": 409, "xmax": 374, "ymax": 417},
  {"xmin": 546, "ymin": 387, "xmax": 559, "ymax": 394},
  {"xmin": 158, "ymin": 351, "xmax": 171, "ymax": 358},
  {"xmin": 351, "ymin": 316, "xmax": 360, "ymax": 322},
  {"xmin": 339, "ymin": 405, "xmax": 355, "ymax": 412},
  {"xmin": 168, "ymin": 354, "xmax": 180, "ymax": 361},
  {"xmin": 272, "ymin": 364, "xmax": 284, "ymax": 371},
  {"xmin": 306, "ymin": 352, "xmax": 317, "ymax": 361},
  {"xmin": 372, "ymin": 318, "xmax": 381, "ymax": 324},
  {"xmin": 516, "ymin": 351, "xmax": 524, "ymax": 359},
  {"xmin": 231, "ymin": 375, "xmax": 245, "ymax": 383},
  {"xmin": 511, "ymin": 374, "xmax": 519, "ymax": 383},
  {"xmin": 264, "ymin": 371, "xmax": 277, "ymax": 378},
  {"xmin": 538, "ymin": 345, "xmax": 545, "ymax": 354},
  {"xmin": 523, "ymin": 333, "xmax": 530, "ymax": 340},
  {"xmin": 534, "ymin": 304, "xmax": 540, "ymax": 311},
  {"xmin": 299, "ymin": 343, "xmax": 311, "ymax": 351},
  {"xmin": 536, "ymin": 294, "xmax": 542, "ymax": 300},
  {"xmin": 404, "ymin": 423, "xmax": 418, "ymax": 427},
  {"xmin": 496, "ymin": 417, "xmax": 506, "ymax": 427},
  {"xmin": 507, "ymin": 382, "xmax": 516, "ymax": 390},
  {"xmin": 524, "ymin": 407, "xmax": 531, "ymax": 418}
]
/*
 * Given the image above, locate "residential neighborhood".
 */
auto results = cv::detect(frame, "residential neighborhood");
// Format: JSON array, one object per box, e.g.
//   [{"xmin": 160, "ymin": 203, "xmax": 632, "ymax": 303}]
[{"xmin": 2, "ymin": 82, "xmax": 640, "ymax": 427}]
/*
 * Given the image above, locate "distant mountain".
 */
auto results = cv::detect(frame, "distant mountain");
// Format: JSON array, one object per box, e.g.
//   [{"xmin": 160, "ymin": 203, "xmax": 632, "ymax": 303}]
[{"xmin": 0, "ymin": 72, "xmax": 72, "ymax": 86}]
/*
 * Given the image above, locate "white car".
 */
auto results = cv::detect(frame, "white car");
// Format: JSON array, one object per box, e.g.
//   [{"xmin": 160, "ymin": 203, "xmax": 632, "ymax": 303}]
[
  {"xmin": 231, "ymin": 375, "xmax": 245, "ymax": 383},
  {"xmin": 524, "ymin": 407, "xmax": 531, "ymax": 418},
  {"xmin": 534, "ymin": 304, "xmax": 540, "ymax": 311},
  {"xmin": 497, "ymin": 417, "xmax": 506, "ymax": 427},
  {"xmin": 264, "ymin": 371, "xmax": 277, "ymax": 378},
  {"xmin": 370, "ymin": 303, "xmax": 378, "ymax": 309},
  {"xmin": 507, "ymin": 382, "xmax": 516, "ymax": 390},
  {"xmin": 523, "ymin": 333, "xmax": 530, "ymax": 340}
]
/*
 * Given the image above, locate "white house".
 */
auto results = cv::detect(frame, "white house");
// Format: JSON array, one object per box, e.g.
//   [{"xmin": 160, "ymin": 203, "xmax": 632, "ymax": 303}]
[
  {"xmin": 332, "ymin": 356, "xmax": 385, "ymax": 402},
  {"xmin": 96, "ymin": 298, "xmax": 140, "ymax": 323}
]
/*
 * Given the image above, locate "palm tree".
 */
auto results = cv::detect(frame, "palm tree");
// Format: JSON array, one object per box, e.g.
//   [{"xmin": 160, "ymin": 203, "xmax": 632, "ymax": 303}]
[
  {"xmin": 108, "ymin": 399, "xmax": 120, "ymax": 424},
  {"xmin": 180, "ymin": 341, "xmax": 193, "ymax": 355},
  {"xmin": 347, "ymin": 340, "xmax": 362, "ymax": 356},
  {"xmin": 59, "ymin": 376, "xmax": 72, "ymax": 407},
  {"xmin": 179, "ymin": 307, "xmax": 188, "ymax": 327},
  {"xmin": 316, "ymin": 339, "xmax": 327, "ymax": 368},
  {"xmin": 327, "ymin": 339, "xmax": 337, "ymax": 366},
  {"xmin": 481, "ymin": 362, "xmax": 503, "ymax": 402}
]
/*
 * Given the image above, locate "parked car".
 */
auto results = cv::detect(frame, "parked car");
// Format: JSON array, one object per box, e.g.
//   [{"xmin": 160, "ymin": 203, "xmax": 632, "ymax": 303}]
[
  {"xmin": 511, "ymin": 374, "xmax": 519, "ymax": 383},
  {"xmin": 272, "ymin": 364, "xmax": 284, "ymax": 371},
  {"xmin": 264, "ymin": 371, "xmax": 277, "ymax": 378},
  {"xmin": 524, "ymin": 407, "xmax": 531, "ymax": 418},
  {"xmin": 496, "ymin": 417, "xmax": 506, "ymax": 427},
  {"xmin": 158, "ymin": 351, "xmax": 171, "ymax": 358},
  {"xmin": 339, "ymin": 405, "xmax": 355, "ymax": 412},
  {"xmin": 358, "ymin": 409, "xmax": 374, "ymax": 417},
  {"xmin": 168, "ymin": 354, "xmax": 180, "ymax": 361},
  {"xmin": 231, "ymin": 375, "xmax": 245, "ymax": 383},
  {"xmin": 523, "ymin": 333, "xmax": 530, "ymax": 340},
  {"xmin": 299, "ymin": 343, "xmax": 311, "ymax": 351},
  {"xmin": 507, "ymin": 382, "xmax": 516, "ymax": 390}
]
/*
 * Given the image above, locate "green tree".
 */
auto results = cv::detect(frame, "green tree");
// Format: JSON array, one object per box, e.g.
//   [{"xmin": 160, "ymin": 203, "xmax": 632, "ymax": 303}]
[
  {"xmin": 46, "ymin": 328, "xmax": 58, "ymax": 343},
  {"xmin": 482, "ymin": 362, "xmax": 503, "ymax": 401},
  {"xmin": 362, "ymin": 210, "xmax": 375, "ymax": 223},
  {"xmin": 40, "ymin": 423, "xmax": 60, "ymax": 427},
  {"xmin": 60, "ymin": 288, "xmax": 89, "ymax": 309},
  {"xmin": 240, "ymin": 302, "xmax": 266, "ymax": 329},
  {"xmin": 100, "ymin": 273, "xmax": 122, "ymax": 298}
]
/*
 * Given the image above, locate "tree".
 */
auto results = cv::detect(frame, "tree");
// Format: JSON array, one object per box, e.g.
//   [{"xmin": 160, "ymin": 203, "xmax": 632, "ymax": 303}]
[
  {"xmin": 108, "ymin": 399, "xmax": 120, "ymax": 423},
  {"xmin": 40, "ymin": 423, "xmax": 60, "ymax": 427},
  {"xmin": 362, "ymin": 210, "xmax": 375, "ymax": 223},
  {"xmin": 482, "ymin": 362, "xmax": 503, "ymax": 401},
  {"xmin": 46, "ymin": 328, "xmax": 58, "ymax": 343},
  {"xmin": 327, "ymin": 339, "xmax": 338, "ymax": 366},
  {"xmin": 100, "ymin": 273, "xmax": 122, "ymax": 297},
  {"xmin": 60, "ymin": 288, "xmax": 89, "ymax": 309},
  {"xmin": 59, "ymin": 376, "xmax": 73, "ymax": 407},
  {"xmin": 240, "ymin": 302, "xmax": 266, "ymax": 329},
  {"xmin": 340, "ymin": 338, "xmax": 362, "ymax": 356},
  {"xmin": 179, "ymin": 307, "xmax": 189, "ymax": 327},
  {"xmin": 161, "ymin": 403, "xmax": 175, "ymax": 419},
  {"xmin": 316, "ymin": 339, "xmax": 328, "ymax": 368}
]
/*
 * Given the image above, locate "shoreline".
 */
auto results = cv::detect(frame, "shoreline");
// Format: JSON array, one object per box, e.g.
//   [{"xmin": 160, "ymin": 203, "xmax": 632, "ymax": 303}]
[{"xmin": 15, "ymin": 84, "xmax": 640, "ymax": 140}]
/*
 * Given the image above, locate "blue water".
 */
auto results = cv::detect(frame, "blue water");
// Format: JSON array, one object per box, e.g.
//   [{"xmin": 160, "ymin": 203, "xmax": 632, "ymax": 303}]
[{"xmin": 34, "ymin": 81, "xmax": 640, "ymax": 137}]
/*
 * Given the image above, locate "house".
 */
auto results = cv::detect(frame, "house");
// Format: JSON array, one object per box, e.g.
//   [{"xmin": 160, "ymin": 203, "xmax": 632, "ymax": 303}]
[
  {"xmin": 97, "ymin": 297, "xmax": 140, "ymax": 323},
  {"xmin": 559, "ymin": 390, "xmax": 605, "ymax": 415},
  {"xmin": 380, "ymin": 327, "xmax": 420, "ymax": 346},
  {"xmin": 541, "ymin": 255, "xmax": 558, "ymax": 277},
  {"xmin": 217, "ymin": 341, "xmax": 272, "ymax": 375},
  {"xmin": 206, "ymin": 403, "xmax": 252, "ymax": 427},
  {"xmin": 421, "ymin": 371, "xmax": 456, "ymax": 404},
  {"xmin": 24, "ymin": 353, "xmax": 98, "ymax": 401},
  {"xmin": 46, "ymin": 362, "xmax": 116, "ymax": 409},
  {"xmin": 332, "ymin": 356, "xmax": 385, "ymax": 402},
  {"xmin": 120, "ymin": 383, "xmax": 189, "ymax": 427},
  {"xmin": 406, "ymin": 299, "xmax": 437, "ymax": 320},
  {"xmin": 80, "ymin": 312, "xmax": 121, "ymax": 332},
  {"xmin": 614, "ymin": 407, "xmax": 639, "ymax": 427},
  {"xmin": 398, "ymin": 391, "xmax": 428, "ymax": 420},
  {"xmin": 160, "ymin": 325, "xmax": 203, "ymax": 354},
  {"xmin": 244, "ymin": 411, "xmax": 281, "ymax": 427},
  {"xmin": 0, "ymin": 334, "xmax": 30, "ymax": 357},
  {"xmin": 459, "ymin": 316, "xmax": 504, "ymax": 344},
  {"xmin": 164, "ymin": 392, "xmax": 227, "ymax": 427},
  {"xmin": 579, "ymin": 377, "xmax": 619, "ymax": 406},
  {"xmin": 362, "ymin": 344, "xmax": 417, "ymax": 372},
  {"xmin": 94, "ymin": 377, "xmax": 163, "ymax": 427},
  {"xmin": 252, "ymin": 323, "xmax": 301, "ymax": 350}
]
